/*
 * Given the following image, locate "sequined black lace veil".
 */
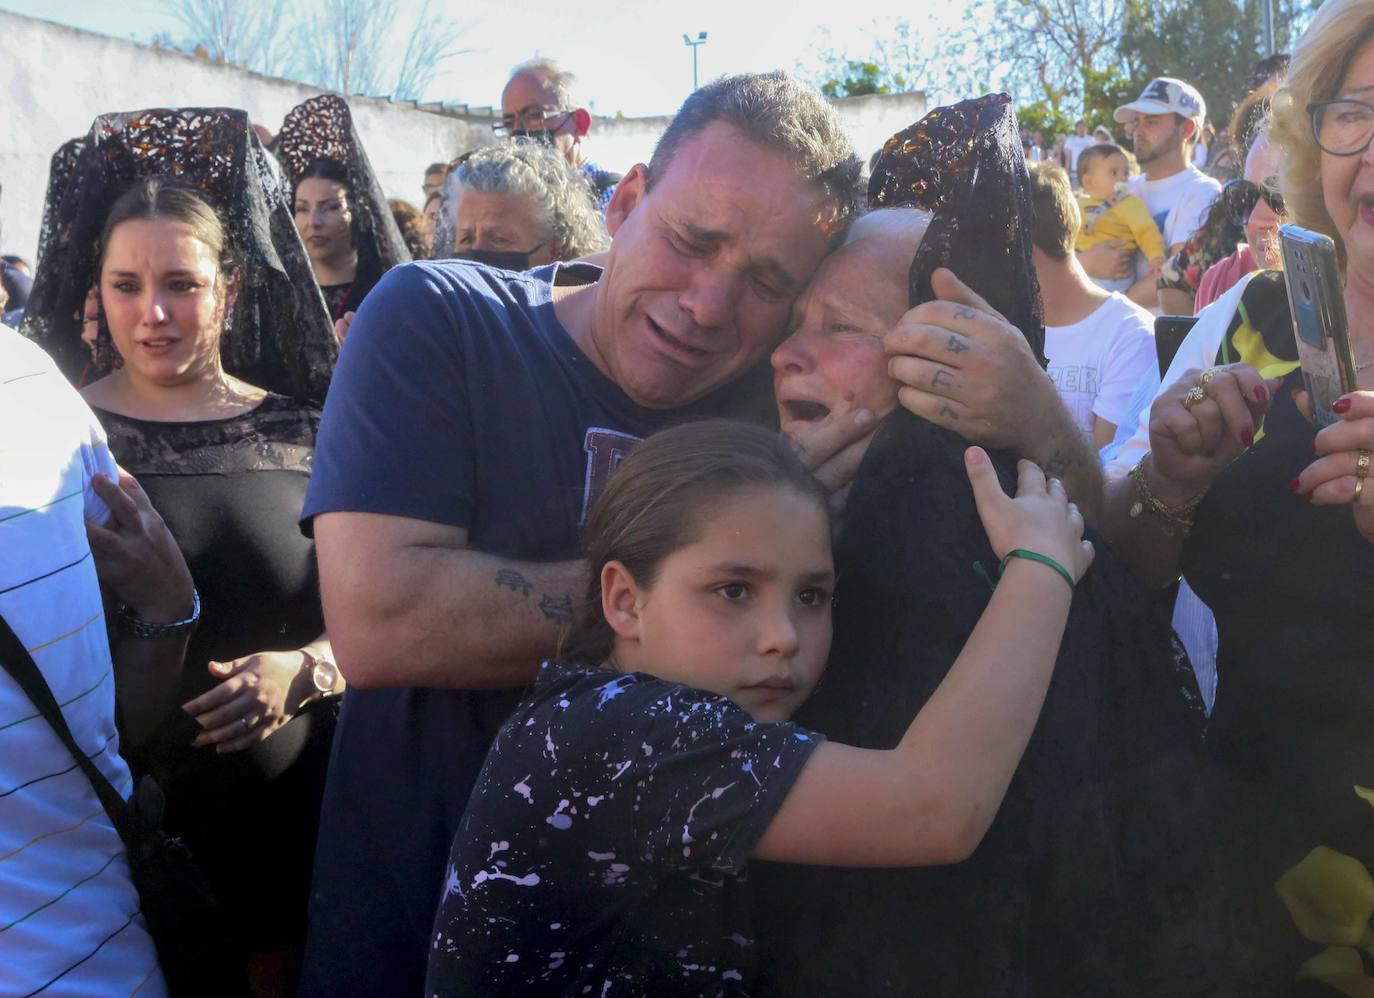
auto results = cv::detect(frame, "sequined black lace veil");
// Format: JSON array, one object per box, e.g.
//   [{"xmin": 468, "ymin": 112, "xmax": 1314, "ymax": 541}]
[
  {"xmin": 22, "ymin": 107, "xmax": 337, "ymax": 404},
  {"xmin": 275, "ymin": 94, "xmax": 410, "ymax": 291},
  {"xmin": 868, "ymin": 92, "xmax": 1046, "ymax": 364}
]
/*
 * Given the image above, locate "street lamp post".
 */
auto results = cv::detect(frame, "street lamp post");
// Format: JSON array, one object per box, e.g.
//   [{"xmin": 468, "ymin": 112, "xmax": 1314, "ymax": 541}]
[{"xmin": 683, "ymin": 31, "xmax": 708, "ymax": 91}]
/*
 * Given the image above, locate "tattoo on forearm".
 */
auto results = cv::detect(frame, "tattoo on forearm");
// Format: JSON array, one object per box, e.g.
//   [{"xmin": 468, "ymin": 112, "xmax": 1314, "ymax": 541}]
[
  {"xmin": 946, "ymin": 334, "xmax": 970, "ymax": 355},
  {"xmin": 938, "ymin": 404, "xmax": 959, "ymax": 421},
  {"xmin": 932, "ymin": 369, "xmax": 955, "ymax": 389},
  {"xmin": 495, "ymin": 569, "xmax": 533, "ymax": 597},
  {"xmin": 538, "ymin": 595, "xmax": 575, "ymax": 624}
]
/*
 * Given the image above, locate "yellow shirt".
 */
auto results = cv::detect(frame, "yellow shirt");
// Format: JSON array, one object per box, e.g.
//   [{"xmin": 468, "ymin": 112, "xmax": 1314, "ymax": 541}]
[{"xmin": 1076, "ymin": 193, "xmax": 1166, "ymax": 261}]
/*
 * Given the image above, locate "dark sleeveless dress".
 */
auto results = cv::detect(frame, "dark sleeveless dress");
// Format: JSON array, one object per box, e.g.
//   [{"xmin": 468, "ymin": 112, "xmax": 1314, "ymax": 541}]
[
  {"xmin": 1182, "ymin": 385, "xmax": 1374, "ymax": 994},
  {"xmin": 93, "ymin": 392, "xmax": 336, "ymax": 949}
]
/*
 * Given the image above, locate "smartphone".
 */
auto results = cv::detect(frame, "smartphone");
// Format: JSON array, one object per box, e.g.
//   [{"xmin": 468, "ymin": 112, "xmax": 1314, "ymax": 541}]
[
  {"xmin": 1154, "ymin": 315, "xmax": 1198, "ymax": 378},
  {"xmin": 1280, "ymin": 224, "xmax": 1356, "ymax": 428}
]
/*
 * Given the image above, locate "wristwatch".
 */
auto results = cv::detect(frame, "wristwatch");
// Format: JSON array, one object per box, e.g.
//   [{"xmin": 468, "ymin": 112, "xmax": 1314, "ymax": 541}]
[
  {"xmin": 302, "ymin": 647, "xmax": 340, "ymax": 696},
  {"xmin": 114, "ymin": 588, "xmax": 200, "ymax": 639}
]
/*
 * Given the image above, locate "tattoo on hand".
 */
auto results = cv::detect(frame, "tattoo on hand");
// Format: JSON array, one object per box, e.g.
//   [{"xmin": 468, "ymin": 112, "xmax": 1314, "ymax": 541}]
[
  {"xmin": 946, "ymin": 335, "xmax": 970, "ymax": 355},
  {"xmin": 938, "ymin": 404, "xmax": 959, "ymax": 421},
  {"xmin": 952, "ymin": 306, "xmax": 977, "ymax": 322},
  {"xmin": 932, "ymin": 369, "xmax": 955, "ymax": 389},
  {"xmin": 539, "ymin": 595, "xmax": 574, "ymax": 624},
  {"xmin": 495, "ymin": 569, "xmax": 533, "ymax": 598}
]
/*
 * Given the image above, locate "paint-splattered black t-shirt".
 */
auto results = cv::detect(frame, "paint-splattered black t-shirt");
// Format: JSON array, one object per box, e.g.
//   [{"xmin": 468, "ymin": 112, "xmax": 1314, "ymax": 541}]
[{"xmin": 425, "ymin": 660, "xmax": 822, "ymax": 996}]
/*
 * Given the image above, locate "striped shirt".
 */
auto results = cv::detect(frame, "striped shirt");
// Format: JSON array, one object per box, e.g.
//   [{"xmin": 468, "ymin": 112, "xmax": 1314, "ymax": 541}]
[{"xmin": 0, "ymin": 328, "xmax": 165, "ymax": 997}]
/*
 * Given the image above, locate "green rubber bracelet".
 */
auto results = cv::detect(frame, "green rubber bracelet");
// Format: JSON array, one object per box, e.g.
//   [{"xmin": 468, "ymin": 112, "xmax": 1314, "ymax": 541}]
[{"xmin": 998, "ymin": 549, "xmax": 1076, "ymax": 595}]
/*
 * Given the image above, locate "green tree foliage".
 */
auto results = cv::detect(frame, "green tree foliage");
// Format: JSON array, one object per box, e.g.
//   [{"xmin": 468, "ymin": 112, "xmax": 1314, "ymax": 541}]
[
  {"xmin": 800, "ymin": 18, "xmax": 986, "ymax": 105},
  {"xmin": 1119, "ymin": 0, "xmax": 1321, "ymax": 128},
  {"xmin": 980, "ymin": 0, "xmax": 1128, "ymax": 122},
  {"xmin": 799, "ymin": 0, "xmax": 1321, "ymax": 142},
  {"xmin": 820, "ymin": 61, "xmax": 899, "ymax": 99}
]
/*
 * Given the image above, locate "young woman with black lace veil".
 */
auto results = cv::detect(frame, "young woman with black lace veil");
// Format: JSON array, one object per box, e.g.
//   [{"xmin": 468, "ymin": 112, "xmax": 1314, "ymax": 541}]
[
  {"xmin": 22, "ymin": 107, "xmax": 341, "ymax": 994},
  {"xmin": 275, "ymin": 94, "xmax": 410, "ymax": 322},
  {"xmin": 751, "ymin": 95, "xmax": 1230, "ymax": 996}
]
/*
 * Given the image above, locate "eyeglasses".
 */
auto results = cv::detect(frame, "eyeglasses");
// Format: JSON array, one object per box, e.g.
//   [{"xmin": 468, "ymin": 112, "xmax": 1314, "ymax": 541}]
[
  {"xmin": 1221, "ymin": 178, "xmax": 1286, "ymax": 227},
  {"xmin": 492, "ymin": 105, "xmax": 574, "ymax": 137},
  {"xmin": 1307, "ymin": 98, "xmax": 1374, "ymax": 156}
]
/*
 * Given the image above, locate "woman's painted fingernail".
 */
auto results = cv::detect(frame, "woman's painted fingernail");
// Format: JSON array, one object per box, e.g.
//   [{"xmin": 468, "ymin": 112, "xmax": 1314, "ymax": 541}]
[
  {"xmin": 1254, "ymin": 385, "xmax": 1269, "ymax": 403},
  {"xmin": 1288, "ymin": 478, "xmax": 1302, "ymax": 493},
  {"xmin": 1241, "ymin": 428, "xmax": 1254, "ymax": 446},
  {"xmin": 1333, "ymin": 397, "xmax": 1352, "ymax": 413}
]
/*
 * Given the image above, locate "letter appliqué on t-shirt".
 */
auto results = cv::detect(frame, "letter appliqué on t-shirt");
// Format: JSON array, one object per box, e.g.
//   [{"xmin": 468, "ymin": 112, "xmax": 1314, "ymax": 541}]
[{"xmin": 581, "ymin": 428, "xmax": 642, "ymax": 523}]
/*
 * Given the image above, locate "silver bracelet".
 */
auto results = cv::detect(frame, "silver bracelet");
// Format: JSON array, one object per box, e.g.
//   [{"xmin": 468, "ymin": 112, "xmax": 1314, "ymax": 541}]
[{"xmin": 114, "ymin": 588, "xmax": 201, "ymax": 639}]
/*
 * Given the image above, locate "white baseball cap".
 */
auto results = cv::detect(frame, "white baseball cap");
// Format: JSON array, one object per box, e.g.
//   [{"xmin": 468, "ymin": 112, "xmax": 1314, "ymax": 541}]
[{"xmin": 1114, "ymin": 77, "xmax": 1206, "ymax": 124}]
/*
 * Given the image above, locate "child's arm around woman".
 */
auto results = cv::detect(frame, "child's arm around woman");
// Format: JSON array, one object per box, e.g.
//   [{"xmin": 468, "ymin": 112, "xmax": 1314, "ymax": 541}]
[{"xmin": 756, "ymin": 446, "xmax": 1093, "ymax": 867}]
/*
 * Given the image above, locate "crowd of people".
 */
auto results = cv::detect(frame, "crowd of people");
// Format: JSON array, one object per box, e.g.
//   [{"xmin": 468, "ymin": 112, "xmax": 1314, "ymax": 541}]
[{"xmin": 4, "ymin": 3, "xmax": 1374, "ymax": 995}]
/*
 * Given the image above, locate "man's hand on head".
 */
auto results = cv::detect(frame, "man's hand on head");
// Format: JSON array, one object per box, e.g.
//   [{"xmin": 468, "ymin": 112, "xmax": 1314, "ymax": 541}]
[
  {"xmin": 883, "ymin": 268, "xmax": 1105, "ymax": 519},
  {"xmin": 884, "ymin": 268, "xmax": 1058, "ymax": 453}
]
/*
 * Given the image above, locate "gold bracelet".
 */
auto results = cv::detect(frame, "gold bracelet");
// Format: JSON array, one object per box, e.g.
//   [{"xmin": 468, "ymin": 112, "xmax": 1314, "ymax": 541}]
[{"xmin": 1127, "ymin": 455, "xmax": 1204, "ymax": 536}]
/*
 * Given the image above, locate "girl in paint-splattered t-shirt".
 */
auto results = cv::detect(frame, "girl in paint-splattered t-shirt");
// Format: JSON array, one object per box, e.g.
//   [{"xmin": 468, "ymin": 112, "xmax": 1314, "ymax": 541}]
[{"xmin": 425, "ymin": 420, "xmax": 1093, "ymax": 996}]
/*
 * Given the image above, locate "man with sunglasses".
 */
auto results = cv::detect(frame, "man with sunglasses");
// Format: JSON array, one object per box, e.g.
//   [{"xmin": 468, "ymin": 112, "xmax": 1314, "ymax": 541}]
[{"xmin": 498, "ymin": 58, "xmax": 622, "ymax": 210}]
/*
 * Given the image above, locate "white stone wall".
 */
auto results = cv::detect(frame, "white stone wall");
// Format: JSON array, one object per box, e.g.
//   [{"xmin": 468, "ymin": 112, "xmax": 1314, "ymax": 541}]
[
  {"xmin": 1, "ymin": 8, "xmax": 928, "ymax": 261},
  {"xmin": 0, "ymin": 9, "xmax": 496, "ymax": 259}
]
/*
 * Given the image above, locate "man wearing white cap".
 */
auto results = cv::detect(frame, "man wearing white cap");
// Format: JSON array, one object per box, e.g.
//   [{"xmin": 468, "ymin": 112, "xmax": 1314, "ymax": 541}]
[{"xmin": 1079, "ymin": 77, "xmax": 1221, "ymax": 308}]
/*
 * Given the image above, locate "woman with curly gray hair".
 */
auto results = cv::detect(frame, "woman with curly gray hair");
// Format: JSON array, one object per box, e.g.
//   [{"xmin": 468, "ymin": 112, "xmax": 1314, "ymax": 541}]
[{"xmin": 433, "ymin": 139, "xmax": 609, "ymax": 267}]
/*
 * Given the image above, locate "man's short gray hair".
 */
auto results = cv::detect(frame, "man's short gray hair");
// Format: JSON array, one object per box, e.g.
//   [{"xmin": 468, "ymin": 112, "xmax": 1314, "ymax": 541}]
[
  {"xmin": 648, "ymin": 71, "xmax": 864, "ymax": 234},
  {"xmin": 508, "ymin": 57, "xmax": 580, "ymax": 110},
  {"xmin": 441, "ymin": 140, "xmax": 608, "ymax": 259}
]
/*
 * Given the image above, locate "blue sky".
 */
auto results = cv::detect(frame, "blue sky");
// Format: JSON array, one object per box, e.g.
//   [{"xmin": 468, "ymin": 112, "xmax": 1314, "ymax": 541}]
[{"xmin": 0, "ymin": 0, "xmax": 975, "ymax": 117}]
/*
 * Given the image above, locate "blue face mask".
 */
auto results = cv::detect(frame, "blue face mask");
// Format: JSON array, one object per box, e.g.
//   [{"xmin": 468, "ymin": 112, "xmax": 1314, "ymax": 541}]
[{"xmin": 454, "ymin": 245, "xmax": 544, "ymax": 271}]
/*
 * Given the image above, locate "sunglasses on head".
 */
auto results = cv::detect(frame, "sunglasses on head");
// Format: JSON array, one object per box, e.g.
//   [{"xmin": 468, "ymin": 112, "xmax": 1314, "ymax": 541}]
[{"xmin": 1221, "ymin": 179, "xmax": 1286, "ymax": 228}]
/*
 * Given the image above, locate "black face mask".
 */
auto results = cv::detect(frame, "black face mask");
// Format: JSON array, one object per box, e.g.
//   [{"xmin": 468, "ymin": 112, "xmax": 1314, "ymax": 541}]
[
  {"xmin": 454, "ymin": 246, "xmax": 543, "ymax": 271},
  {"xmin": 509, "ymin": 129, "xmax": 556, "ymax": 146}
]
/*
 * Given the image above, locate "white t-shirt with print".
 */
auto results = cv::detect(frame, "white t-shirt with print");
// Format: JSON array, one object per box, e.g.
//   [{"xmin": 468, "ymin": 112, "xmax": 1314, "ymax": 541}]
[
  {"xmin": 1129, "ymin": 165, "xmax": 1222, "ymax": 250},
  {"xmin": 1044, "ymin": 292, "xmax": 1157, "ymax": 436},
  {"xmin": 0, "ymin": 327, "xmax": 167, "ymax": 997}
]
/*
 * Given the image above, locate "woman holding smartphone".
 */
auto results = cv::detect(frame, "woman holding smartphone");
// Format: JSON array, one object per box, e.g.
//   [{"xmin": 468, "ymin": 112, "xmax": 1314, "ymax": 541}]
[{"xmin": 1100, "ymin": 1, "xmax": 1374, "ymax": 989}]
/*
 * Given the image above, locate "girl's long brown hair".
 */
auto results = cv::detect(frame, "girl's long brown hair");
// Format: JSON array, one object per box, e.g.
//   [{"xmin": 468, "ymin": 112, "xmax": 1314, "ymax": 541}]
[{"xmin": 560, "ymin": 419, "xmax": 830, "ymax": 666}]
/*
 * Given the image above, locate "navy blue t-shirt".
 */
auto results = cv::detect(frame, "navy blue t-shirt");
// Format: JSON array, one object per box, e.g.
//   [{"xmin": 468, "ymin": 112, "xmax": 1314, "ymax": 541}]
[
  {"xmin": 297, "ymin": 260, "xmax": 773, "ymax": 997},
  {"xmin": 426, "ymin": 661, "xmax": 820, "ymax": 997}
]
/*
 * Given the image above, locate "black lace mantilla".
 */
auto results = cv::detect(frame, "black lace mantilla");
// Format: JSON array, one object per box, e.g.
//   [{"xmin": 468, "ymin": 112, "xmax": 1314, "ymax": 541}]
[
  {"xmin": 94, "ymin": 393, "xmax": 318, "ymax": 476},
  {"xmin": 868, "ymin": 93, "xmax": 1047, "ymax": 366},
  {"xmin": 22, "ymin": 107, "xmax": 337, "ymax": 405},
  {"xmin": 274, "ymin": 95, "xmax": 410, "ymax": 282}
]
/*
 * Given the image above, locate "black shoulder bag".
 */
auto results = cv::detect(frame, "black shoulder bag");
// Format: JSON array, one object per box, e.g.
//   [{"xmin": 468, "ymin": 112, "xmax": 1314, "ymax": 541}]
[{"xmin": 0, "ymin": 614, "xmax": 247, "ymax": 997}]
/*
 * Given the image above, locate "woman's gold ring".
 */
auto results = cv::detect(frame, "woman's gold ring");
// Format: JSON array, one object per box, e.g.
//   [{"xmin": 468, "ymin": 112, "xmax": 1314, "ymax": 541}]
[
  {"xmin": 1198, "ymin": 368, "xmax": 1221, "ymax": 390},
  {"xmin": 1183, "ymin": 385, "xmax": 1208, "ymax": 411},
  {"xmin": 1357, "ymin": 450, "xmax": 1371, "ymax": 480},
  {"xmin": 1356, "ymin": 477, "xmax": 1366, "ymax": 505}
]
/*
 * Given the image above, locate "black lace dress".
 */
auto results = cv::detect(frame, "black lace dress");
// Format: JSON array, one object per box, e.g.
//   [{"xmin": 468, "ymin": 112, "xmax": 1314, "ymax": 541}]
[{"xmin": 93, "ymin": 392, "xmax": 336, "ymax": 949}]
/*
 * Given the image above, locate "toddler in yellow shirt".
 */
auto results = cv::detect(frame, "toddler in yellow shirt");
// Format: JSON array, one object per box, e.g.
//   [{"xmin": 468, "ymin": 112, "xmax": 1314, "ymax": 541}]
[{"xmin": 1075, "ymin": 144, "xmax": 1165, "ymax": 288}]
